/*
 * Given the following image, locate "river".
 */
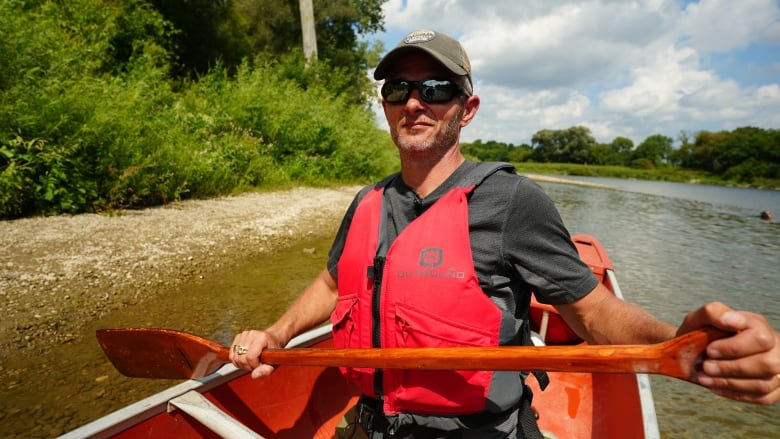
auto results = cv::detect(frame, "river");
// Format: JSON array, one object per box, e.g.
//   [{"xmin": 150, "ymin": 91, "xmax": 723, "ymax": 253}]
[
  {"xmin": 538, "ymin": 176, "xmax": 780, "ymax": 438},
  {"xmin": 3, "ymin": 177, "xmax": 779, "ymax": 438}
]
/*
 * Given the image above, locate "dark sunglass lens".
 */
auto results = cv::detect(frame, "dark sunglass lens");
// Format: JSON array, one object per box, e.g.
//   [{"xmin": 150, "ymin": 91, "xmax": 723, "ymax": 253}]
[
  {"xmin": 419, "ymin": 79, "xmax": 458, "ymax": 102},
  {"xmin": 381, "ymin": 79, "xmax": 461, "ymax": 103},
  {"xmin": 381, "ymin": 81, "xmax": 411, "ymax": 103}
]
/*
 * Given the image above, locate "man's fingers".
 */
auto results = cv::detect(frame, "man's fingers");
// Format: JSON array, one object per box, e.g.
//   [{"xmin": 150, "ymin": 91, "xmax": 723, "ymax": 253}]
[
  {"xmin": 230, "ymin": 330, "xmax": 266, "ymax": 370},
  {"xmin": 703, "ymin": 375, "xmax": 780, "ymax": 406},
  {"xmin": 702, "ymin": 352, "xmax": 780, "ymax": 380},
  {"xmin": 705, "ymin": 324, "xmax": 777, "ymax": 361},
  {"xmin": 251, "ymin": 364, "xmax": 276, "ymax": 379}
]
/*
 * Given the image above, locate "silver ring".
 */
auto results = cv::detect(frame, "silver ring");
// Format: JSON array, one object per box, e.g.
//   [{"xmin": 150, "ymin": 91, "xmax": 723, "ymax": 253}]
[{"xmin": 233, "ymin": 345, "xmax": 248, "ymax": 355}]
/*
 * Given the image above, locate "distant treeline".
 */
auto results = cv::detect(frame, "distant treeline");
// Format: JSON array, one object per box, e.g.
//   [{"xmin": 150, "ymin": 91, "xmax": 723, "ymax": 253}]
[{"xmin": 463, "ymin": 125, "xmax": 780, "ymax": 187}]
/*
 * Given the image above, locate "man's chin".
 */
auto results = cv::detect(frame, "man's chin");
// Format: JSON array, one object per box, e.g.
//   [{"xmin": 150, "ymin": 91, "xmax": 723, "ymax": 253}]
[{"xmin": 396, "ymin": 140, "xmax": 434, "ymax": 154}]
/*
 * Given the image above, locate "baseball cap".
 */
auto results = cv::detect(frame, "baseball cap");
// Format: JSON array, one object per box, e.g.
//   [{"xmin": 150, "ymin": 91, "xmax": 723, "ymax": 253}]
[{"xmin": 374, "ymin": 29, "xmax": 473, "ymax": 94}]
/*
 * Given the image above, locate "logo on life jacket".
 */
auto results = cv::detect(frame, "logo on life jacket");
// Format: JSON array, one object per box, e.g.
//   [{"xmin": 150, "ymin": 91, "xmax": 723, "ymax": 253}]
[
  {"xmin": 419, "ymin": 248, "xmax": 443, "ymax": 267},
  {"xmin": 395, "ymin": 247, "xmax": 465, "ymax": 279}
]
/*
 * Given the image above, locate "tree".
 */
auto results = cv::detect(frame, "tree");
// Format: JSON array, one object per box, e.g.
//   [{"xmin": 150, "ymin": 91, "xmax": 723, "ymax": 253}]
[
  {"xmin": 607, "ymin": 136, "xmax": 634, "ymax": 166},
  {"xmin": 143, "ymin": 0, "xmax": 386, "ymax": 103},
  {"xmin": 715, "ymin": 127, "xmax": 768, "ymax": 173},
  {"xmin": 461, "ymin": 140, "xmax": 532, "ymax": 163},
  {"xmin": 147, "ymin": 0, "xmax": 249, "ymax": 77},
  {"xmin": 632, "ymin": 134, "xmax": 673, "ymax": 168},
  {"xmin": 668, "ymin": 131, "xmax": 692, "ymax": 166},
  {"xmin": 531, "ymin": 126, "xmax": 596, "ymax": 163},
  {"xmin": 507, "ymin": 144, "xmax": 533, "ymax": 162},
  {"xmin": 299, "ymin": 0, "xmax": 317, "ymax": 63},
  {"xmin": 588, "ymin": 143, "xmax": 612, "ymax": 165},
  {"xmin": 679, "ymin": 130, "xmax": 730, "ymax": 171}
]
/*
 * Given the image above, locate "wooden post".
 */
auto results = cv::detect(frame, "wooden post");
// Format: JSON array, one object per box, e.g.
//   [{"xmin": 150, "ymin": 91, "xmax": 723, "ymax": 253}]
[{"xmin": 299, "ymin": 0, "xmax": 317, "ymax": 64}]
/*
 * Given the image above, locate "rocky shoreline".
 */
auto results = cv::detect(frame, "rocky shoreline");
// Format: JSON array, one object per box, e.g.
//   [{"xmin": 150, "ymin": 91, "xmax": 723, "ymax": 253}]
[{"xmin": 0, "ymin": 186, "xmax": 360, "ymax": 357}]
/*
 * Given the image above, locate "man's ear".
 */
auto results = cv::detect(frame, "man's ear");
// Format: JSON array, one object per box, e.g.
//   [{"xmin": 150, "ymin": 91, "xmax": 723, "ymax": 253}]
[{"xmin": 460, "ymin": 95, "xmax": 480, "ymax": 128}]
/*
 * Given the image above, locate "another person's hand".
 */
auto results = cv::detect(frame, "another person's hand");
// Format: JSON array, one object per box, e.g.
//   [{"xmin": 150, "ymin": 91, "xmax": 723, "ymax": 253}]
[
  {"xmin": 229, "ymin": 329, "xmax": 284, "ymax": 379},
  {"xmin": 677, "ymin": 302, "xmax": 780, "ymax": 404}
]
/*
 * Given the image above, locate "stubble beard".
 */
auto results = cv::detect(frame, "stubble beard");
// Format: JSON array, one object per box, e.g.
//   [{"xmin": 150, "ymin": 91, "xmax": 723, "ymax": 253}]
[{"xmin": 391, "ymin": 105, "xmax": 464, "ymax": 159}]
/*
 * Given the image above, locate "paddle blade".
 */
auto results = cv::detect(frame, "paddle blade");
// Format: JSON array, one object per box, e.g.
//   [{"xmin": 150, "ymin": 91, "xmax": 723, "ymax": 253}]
[{"xmin": 96, "ymin": 328, "xmax": 231, "ymax": 379}]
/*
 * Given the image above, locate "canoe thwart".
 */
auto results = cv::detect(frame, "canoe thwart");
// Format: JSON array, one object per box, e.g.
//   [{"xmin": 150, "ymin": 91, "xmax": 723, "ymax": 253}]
[{"xmin": 168, "ymin": 390, "xmax": 265, "ymax": 439}]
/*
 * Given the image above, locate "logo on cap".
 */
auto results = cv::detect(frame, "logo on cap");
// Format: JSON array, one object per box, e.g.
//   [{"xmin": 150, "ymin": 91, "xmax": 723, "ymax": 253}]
[{"xmin": 403, "ymin": 29, "xmax": 436, "ymax": 45}]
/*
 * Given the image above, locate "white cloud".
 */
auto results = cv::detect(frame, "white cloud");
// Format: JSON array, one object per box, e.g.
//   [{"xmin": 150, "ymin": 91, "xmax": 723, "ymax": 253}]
[
  {"xmin": 370, "ymin": 0, "xmax": 780, "ymax": 145},
  {"xmin": 464, "ymin": 85, "xmax": 593, "ymax": 145},
  {"xmin": 679, "ymin": 0, "xmax": 780, "ymax": 52}
]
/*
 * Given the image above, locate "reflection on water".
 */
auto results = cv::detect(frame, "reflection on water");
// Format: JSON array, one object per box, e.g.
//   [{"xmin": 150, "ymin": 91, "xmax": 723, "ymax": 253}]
[{"xmin": 3, "ymin": 178, "xmax": 779, "ymax": 438}]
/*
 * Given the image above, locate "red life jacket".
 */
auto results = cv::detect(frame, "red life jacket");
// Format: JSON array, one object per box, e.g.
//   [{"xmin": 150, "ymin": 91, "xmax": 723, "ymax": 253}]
[{"xmin": 332, "ymin": 171, "xmax": 506, "ymax": 415}]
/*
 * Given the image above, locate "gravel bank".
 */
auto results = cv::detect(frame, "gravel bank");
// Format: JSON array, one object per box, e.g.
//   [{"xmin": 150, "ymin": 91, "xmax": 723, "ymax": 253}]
[{"xmin": 0, "ymin": 186, "xmax": 360, "ymax": 357}]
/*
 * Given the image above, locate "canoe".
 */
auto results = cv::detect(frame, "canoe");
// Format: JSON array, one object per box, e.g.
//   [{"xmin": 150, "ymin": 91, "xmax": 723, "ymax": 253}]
[{"xmin": 59, "ymin": 234, "xmax": 659, "ymax": 439}]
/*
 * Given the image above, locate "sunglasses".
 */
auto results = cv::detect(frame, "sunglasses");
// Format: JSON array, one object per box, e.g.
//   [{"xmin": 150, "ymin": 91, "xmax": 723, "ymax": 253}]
[{"xmin": 381, "ymin": 79, "xmax": 467, "ymax": 104}]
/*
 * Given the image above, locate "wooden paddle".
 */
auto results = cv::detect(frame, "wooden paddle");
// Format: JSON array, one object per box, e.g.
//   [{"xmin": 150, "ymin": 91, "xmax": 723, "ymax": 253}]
[{"xmin": 96, "ymin": 326, "xmax": 729, "ymax": 381}]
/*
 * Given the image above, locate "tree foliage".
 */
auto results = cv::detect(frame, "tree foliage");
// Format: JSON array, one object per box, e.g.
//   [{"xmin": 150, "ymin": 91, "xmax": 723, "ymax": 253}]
[
  {"xmin": 0, "ymin": 0, "xmax": 395, "ymax": 219},
  {"xmin": 677, "ymin": 127, "xmax": 780, "ymax": 182},
  {"xmin": 531, "ymin": 126, "xmax": 596, "ymax": 163},
  {"xmin": 144, "ymin": 0, "xmax": 386, "ymax": 103},
  {"xmin": 466, "ymin": 124, "xmax": 778, "ymax": 188},
  {"xmin": 632, "ymin": 134, "xmax": 673, "ymax": 168},
  {"xmin": 461, "ymin": 140, "xmax": 532, "ymax": 163}
]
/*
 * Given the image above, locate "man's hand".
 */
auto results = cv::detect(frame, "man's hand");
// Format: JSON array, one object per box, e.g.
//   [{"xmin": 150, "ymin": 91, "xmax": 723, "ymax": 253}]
[
  {"xmin": 229, "ymin": 329, "xmax": 285, "ymax": 379},
  {"xmin": 678, "ymin": 302, "xmax": 780, "ymax": 405}
]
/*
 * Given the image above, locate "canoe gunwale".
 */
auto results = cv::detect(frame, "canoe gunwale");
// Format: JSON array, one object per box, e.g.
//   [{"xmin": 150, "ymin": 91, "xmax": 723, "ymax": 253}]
[
  {"xmin": 57, "ymin": 326, "xmax": 334, "ymax": 439},
  {"xmin": 606, "ymin": 268, "xmax": 660, "ymax": 439}
]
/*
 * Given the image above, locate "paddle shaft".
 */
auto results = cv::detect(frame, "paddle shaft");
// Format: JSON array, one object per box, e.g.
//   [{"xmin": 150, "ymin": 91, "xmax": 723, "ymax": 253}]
[
  {"xmin": 260, "ymin": 327, "xmax": 723, "ymax": 379},
  {"xmin": 96, "ymin": 327, "xmax": 728, "ymax": 380}
]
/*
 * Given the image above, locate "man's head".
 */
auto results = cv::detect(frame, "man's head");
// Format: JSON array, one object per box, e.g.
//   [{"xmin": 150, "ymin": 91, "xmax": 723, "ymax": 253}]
[
  {"xmin": 374, "ymin": 29, "xmax": 473, "ymax": 95},
  {"xmin": 374, "ymin": 30, "xmax": 480, "ymax": 159}
]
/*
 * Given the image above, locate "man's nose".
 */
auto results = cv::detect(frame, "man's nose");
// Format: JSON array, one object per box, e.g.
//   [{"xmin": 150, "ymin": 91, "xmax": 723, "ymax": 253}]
[{"xmin": 403, "ymin": 88, "xmax": 426, "ymax": 110}]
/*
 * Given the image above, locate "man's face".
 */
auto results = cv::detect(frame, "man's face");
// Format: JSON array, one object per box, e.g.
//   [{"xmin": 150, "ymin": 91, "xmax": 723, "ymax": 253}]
[{"xmin": 381, "ymin": 52, "xmax": 478, "ymax": 158}]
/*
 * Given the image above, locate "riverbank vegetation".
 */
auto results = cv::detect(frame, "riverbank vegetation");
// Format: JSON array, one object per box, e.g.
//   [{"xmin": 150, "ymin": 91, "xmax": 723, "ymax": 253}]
[
  {"xmin": 0, "ymin": 0, "xmax": 396, "ymax": 219},
  {"xmin": 1, "ymin": 1, "xmax": 777, "ymax": 220},
  {"xmin": 463, "ymin": 126, "xmax": 780, "ymax": 189}
]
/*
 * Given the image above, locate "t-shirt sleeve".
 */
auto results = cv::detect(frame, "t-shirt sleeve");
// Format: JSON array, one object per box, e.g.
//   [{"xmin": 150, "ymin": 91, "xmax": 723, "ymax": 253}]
[
  {"xmin": 503, "ymin": 178, "xmax": 598, "ymax": 304},
  {"xmin": 326, "ymin": 187, "xmax": 370, "ymax": 279}
]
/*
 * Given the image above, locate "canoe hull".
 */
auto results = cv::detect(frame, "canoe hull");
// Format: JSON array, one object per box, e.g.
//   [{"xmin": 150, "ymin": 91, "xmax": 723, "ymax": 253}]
[{"xmin": 529, "ymin": 371, "xmax": 653, "ymax": 438}]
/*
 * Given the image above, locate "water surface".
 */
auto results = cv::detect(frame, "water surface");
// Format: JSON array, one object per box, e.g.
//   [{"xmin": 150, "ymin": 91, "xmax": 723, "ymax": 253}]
[{"xmin": 537, "ymin": 176, "xmax": 780, "ymax": 438}]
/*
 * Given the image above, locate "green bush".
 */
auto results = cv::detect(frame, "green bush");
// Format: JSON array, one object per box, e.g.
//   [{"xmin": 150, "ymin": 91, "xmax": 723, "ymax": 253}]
[{"xmin": 0, "ymin": 1, "xmax": 397, "ymax": 219}]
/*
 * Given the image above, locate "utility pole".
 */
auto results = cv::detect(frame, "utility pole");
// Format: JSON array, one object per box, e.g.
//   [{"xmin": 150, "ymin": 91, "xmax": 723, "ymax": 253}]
[{"xmin": 299, "ymin": 0, "xmax": 317, "ymax": 64}]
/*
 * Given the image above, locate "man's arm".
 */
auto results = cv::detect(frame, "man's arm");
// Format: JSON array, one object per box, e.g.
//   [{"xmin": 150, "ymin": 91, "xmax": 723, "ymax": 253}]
[
  {"xmin": 555, "ymin": 282, "xmax": 677, "ymax": 345},
  {"xmin": 230, "ymin": 268, "xmax": 338, "ymax": 378},
  {"xmin": 556, "ymin": 282, "xmax": 780, "ymax": 405}
]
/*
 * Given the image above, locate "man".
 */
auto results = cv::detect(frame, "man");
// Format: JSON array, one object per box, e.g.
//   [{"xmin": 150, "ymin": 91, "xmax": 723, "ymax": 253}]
[{"xmin": 231, "ymin": 29, "xmax": 780, "ymax": 438}]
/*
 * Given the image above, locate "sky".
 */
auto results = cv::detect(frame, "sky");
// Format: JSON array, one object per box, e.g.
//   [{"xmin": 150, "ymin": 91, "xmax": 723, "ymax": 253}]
[{"xmin": 363, "ymin": 0, "xmax": 780, "ymax": 146}]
